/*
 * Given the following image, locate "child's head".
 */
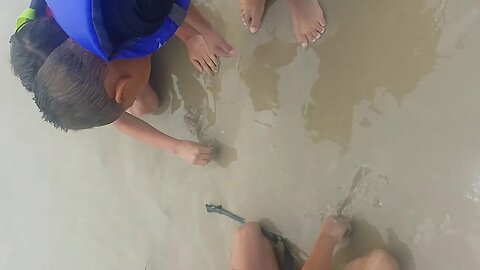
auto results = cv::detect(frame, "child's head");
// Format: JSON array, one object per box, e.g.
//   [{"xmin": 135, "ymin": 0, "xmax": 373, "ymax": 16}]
[{"xmin": 11, "ymin": 18, "xmax": 153, "ymax": 131}]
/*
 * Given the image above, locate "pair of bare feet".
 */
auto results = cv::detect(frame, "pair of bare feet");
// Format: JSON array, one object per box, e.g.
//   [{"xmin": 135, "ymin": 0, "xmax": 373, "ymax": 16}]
[{"xmin": 242, "ymin": 0, "xmax": 326, "ymax": 47}]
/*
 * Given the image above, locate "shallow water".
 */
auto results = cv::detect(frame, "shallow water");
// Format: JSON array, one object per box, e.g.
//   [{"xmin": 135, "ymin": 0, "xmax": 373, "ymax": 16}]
[{"xmin": 1, "ymin": 0, "xmax": 480, "ymax": 269}]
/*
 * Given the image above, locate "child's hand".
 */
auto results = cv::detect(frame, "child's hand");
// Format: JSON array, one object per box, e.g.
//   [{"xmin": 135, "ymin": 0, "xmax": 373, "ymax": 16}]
[
  {"xmin": 186, "ymin": 34, "xmax": 218, "ymax": 74},
  {"xmin": 173, "ymin": 140, "xmax": 212, "ymax": 166},
  {"xmin": 202, "ymin": 30, "xmax": 238, "ymax": 58},
  {"xmin": 320, "ymin": 216, "xmax": 351, "ymax": 244}
]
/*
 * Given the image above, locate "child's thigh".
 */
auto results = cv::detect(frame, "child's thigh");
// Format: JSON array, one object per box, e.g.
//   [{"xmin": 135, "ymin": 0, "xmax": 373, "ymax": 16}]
[
  {"xmin": 344, "ymin": 249, "xmax": 398, "ymax": 270},
  {"xmin": 230, "ymin": 223, "xmax": 279, "ymax": 270}
]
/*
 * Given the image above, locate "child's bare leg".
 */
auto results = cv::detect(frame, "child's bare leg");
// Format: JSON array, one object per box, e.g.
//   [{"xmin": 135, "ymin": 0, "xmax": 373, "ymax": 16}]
[
  {"xmin": 129, "ymin": 84, "xmax": 159, "ymax": 117},
  {"xmin": 240, "ymin": 0, "xmax": 266, "ymax": 33},
  {"xmin": 344, "ymin": 249, "xmax": 399, "ymax": 270},
  {"xmin": 231, "ymin": 223, "xmax": 279, "ymax": 270},
  {"xmin": 287, "ymin": 0, "xmax": 326, "ymax": 48}
]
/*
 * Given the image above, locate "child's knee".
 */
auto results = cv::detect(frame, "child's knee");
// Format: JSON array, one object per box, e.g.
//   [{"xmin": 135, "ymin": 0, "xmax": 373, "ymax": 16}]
[
  {"xmin": 145, "ymin": 95, "xmax": 160, "ymax": 112},
  {"xmin": 365, "ymin": 249, "xmax": 399, "ymax": 270}
]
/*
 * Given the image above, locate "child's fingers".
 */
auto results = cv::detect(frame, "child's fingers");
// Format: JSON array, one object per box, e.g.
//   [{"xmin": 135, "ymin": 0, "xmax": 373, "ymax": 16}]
[
  {"xmin": 207, "ymin": 54, "xmax": 218, "ymax": 72},
  {"xmin": 198, "ymin": 153, "xmax": 212, "ymax": 161},
  {"xmin": 191, "ymin": 59, "xmax": 203, "ymax": 72},
  {"xmin": 194, "ymin": 153, "xmax": 212, "ymax": 166},
  {"xmin": 206, "ymin": 50, "xmax": 217, "ymax": 64},
  {"xmin": 199, "ymin": 146, "xmax": 212, "ymax": 154},
  {"xmin": 195, "ymin": 159, "xmax": 210, "ymax": 166},
  {"xmin": 213, "ymin": 47, "xmax": 229, "ymax": 58},
  {"xmin": 204, "ymin": 56, "xmax": 217, "ymax": 73},
  {"xmin": 218, "ymin": 39, "xmax": 237, "ymax": 57},
  {"xmin": 198, "ymin": 59, "xmax": 210, "ymax": 74}
]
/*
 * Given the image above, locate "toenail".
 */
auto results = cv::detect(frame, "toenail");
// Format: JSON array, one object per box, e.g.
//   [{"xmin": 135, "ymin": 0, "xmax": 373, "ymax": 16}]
[
  {"xmin": 301, "ymin": 42, "xmax": 307, "ymax": 48},
  {"xmin": 250, "ymin": 27, "xmax": 258, "ymax": 33}
]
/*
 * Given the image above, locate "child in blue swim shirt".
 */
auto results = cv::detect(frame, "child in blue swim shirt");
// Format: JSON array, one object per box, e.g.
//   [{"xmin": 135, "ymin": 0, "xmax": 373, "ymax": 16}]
[{"xmin": 10, "ymin": 0, "xmax": 237, "ymax": 166}]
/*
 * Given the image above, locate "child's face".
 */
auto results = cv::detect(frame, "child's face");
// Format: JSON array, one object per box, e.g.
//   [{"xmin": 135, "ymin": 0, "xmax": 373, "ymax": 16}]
[{"xmin": 105, "ymin": 56, "xmax": 152, "ymax": 109}]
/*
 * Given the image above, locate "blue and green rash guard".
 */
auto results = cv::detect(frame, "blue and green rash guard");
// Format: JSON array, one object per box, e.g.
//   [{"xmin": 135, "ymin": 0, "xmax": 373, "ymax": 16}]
[{"xmin": 44, "ymin": 0, "xmax": 190, "ymax": 61}]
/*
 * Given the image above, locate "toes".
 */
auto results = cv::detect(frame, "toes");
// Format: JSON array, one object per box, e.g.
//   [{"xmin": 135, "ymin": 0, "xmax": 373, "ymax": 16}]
[
  {"xmin": 306, "ymin": 31, "xmax": 317, "ymax": 43},
  {"xmin": 243, "ymin": 13, "xmax": 252, "ymax": 28},
  {"xmin": 316, "ymin": 21, "xmax": 326, "ymax": 34},
  {"xmin": 310, "ymin": 30, "xmax": 321, "ymax": 42},
  {"xmin": 297, "ymin": 34, "xmax": 308, "ymax": 48},
  {"xmin": 249, "ymin": 9, "xmax": 264, "ymax": 34},
  {"xmin": 240, "ymin": 10, "xmax": 249, "ymax": 26},
  {"xmin": 318, "ymin": 15, "xmax": 326, "ymax": 27}
]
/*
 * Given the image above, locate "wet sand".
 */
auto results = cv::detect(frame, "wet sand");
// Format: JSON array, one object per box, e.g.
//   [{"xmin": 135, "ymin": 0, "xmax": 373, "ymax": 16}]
[{"xmin": 1, "ymin": 0, "xmax": 480, "ymax": 269}]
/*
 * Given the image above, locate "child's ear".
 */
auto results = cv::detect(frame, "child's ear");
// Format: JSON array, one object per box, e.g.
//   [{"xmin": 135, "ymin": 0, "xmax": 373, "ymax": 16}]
[{"xmin": 114, "ymin": 77, "xmax": 129, "ymax": 104}]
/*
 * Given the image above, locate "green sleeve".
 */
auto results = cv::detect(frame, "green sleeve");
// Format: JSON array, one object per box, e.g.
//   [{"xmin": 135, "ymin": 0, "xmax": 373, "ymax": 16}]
[{"xmin": 16, "ymin": 8, "xmax": 36, "ymax": 32}]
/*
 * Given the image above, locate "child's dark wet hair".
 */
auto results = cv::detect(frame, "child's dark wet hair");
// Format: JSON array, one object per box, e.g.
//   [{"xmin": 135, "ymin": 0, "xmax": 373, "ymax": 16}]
[
  {"xmin": 10, "ymin": 17, "xmax": 123, "ymax": 131},
  {"xmin": 34, "ymin": 39, "xmax": 123, "ymax": 131},
  {"xmin": 10, "ymin": 17, "xmax": 67, "ymax": 92}
]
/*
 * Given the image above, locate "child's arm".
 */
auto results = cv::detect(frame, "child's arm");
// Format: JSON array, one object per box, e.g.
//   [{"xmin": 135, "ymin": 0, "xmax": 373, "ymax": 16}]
[
  {"xmin": 184, "ymin": 5, "xmax": 213, "ymax": 36},
  {"xmin": 175, "ymin": 22, "xmax": 197, "ymax": 43},
  {"xmin": 113, "ymin": 112, "xmax": 212, "ymax": 166},
  {"xmin": 301, "ymin": 216, "xmax": 350, "ymax": 270},
  {"xmin": 301, "ymin": 235, "xmax": 336, "ymax": 270}
]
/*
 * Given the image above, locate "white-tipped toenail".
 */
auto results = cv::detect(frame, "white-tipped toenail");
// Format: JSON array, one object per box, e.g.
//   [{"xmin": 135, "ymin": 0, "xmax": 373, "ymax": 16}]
[
  {"xmin": 321, "ymin": 28, "xmax": 325, "ymax": 34},
  {"xmin": 316, "ymin": 34, "xmax": 321, "ymax": 40},
  {"xmin": 301, "ymin": 42, "xmax": 307, "ymax": 48},
  {"xmin": 250, "ymin": 27, "xmax": 258, "ymax": 33}
]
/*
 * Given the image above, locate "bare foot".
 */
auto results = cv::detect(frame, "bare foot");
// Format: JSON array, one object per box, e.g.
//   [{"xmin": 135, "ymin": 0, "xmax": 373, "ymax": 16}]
[
  {"xmin": 240, "ymin": 0, "xmax": 266, "ymax": 33},
  {"xmin": 320, "ymin": 216, "xmax": 351, "ymax": 243},
  {"xmin": 287, "ymin": 0, "xmax": 326, "ymax": 48},
  {"xmin": 185, "ymin": 34, "xmax": 218, "ymax": 73}
]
